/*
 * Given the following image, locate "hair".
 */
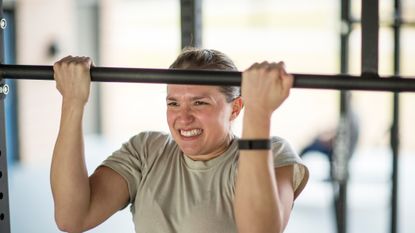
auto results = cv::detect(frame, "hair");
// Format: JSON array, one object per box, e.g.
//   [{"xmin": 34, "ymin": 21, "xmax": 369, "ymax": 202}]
[{"xmin": 169, "ymin": 47, "xmax": 241, "ymax": 102}]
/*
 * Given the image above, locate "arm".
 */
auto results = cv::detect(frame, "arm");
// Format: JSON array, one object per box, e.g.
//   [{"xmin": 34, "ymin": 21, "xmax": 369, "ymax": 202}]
[
  {"xmin": 234, "ymin": 62, "xmax": 294, "ymax": 233},
  {"xmin": 51, "ymin": 56, "xmax": 129, "ymax": 232}
]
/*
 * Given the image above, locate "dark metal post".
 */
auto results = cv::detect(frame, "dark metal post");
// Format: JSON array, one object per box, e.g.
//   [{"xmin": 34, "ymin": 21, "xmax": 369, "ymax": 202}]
[
  {"xmin": 333, "ymin": 1, "xmax": 352, "ymax": 232},
  {"xmin": 180, "ymin": 0, "xmax": 202, "ymax": 48},
  {"xmin": 4, "ymin": 8, "xmax": 19, "ymax": 163},
  {"xmin": 390, "ymin": 0, "xmax": 401, "ymax": 232},
  {"xmin": 0, "ymin": 0, "xmax": 11, "ymax": 231},
  {"xmin": 361, "ymin": 0, "xmax": 379, "ymax": 76}
]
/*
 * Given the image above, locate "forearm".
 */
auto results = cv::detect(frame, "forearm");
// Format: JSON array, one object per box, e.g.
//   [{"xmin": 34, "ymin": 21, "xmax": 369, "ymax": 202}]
[
  {"xmin": 51, "ymin": 101, "xmax": 90, "ymax": 230},
  {"xmin": 234, "ymin": 111, "xmax": 283, "ymax": 233}
]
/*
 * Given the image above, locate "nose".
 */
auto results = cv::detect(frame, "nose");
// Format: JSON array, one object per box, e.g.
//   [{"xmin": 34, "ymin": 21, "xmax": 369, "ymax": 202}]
[{"xmin": 177, "ymin": 105, "xmax": 194, "ymax": 123}]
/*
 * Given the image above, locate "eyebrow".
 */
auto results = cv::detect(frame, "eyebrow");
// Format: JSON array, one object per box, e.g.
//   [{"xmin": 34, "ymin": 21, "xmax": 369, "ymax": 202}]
[{"xmin": 166, "ymin": 95, "xmax": 212, "ymax": 101}]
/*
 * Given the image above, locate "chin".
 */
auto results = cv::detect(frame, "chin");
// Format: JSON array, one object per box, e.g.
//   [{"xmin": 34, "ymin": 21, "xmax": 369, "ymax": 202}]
[{"xmin": 179, "ymin": 147, "xmax": 200, "ymax": 156}]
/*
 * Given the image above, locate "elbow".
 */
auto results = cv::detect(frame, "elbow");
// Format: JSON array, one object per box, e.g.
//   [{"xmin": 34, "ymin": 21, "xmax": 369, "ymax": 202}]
[
  {"xmin": 55, "ymin": 220, "xmax": 79, "ymax": 233},
  {"xmin": 275, "ymin": 211, "xmax": 289, "ymax": 233},
  {"xmin": 271, "ymin": 221, "xmax": 284, "ymax": 233},
  {"xmin": 55, "ymin": 213, "xmax": 84, "ymax": 233},
  {"xmin": 237, "ymin": 220, "xmax": 283, "ymax": 233}
]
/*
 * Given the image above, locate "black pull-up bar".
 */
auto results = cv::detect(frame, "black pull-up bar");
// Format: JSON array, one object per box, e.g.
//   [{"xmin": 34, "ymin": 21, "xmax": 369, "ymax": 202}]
[{"xmin": 1, "ymin": 64, "xmax": 415, "ymax": 92}]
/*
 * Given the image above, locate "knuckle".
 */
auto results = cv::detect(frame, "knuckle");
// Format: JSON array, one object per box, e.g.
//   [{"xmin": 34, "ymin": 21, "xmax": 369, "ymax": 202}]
[
  {"xmin": 249, "ymin": 62, "xmax": 260, "ymax": 70},
  {"xmin": 53, "ymin": 62, "xmax": 60, "ymax": 70}
]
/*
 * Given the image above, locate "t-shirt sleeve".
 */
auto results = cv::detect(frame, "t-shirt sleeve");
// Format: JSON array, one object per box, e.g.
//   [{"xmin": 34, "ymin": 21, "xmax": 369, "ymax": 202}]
[
  {"xmin": 100, "ymin": 132, "xmax": 150, "ymax": 205},
  {"xmin": 271, "ymin": 137, "xmax": 309, "ymax": 200}
]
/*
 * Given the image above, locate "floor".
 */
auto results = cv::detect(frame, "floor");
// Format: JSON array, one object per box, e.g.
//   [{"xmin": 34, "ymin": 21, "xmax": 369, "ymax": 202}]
[{"xmin": 6, "ymin": 136, "xmax": 415, "ymax": 233}]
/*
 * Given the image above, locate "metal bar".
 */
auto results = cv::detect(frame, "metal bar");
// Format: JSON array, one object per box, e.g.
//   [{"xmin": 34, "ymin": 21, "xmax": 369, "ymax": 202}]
[
  {"xmin": 4, "ymin": 9, "xmax": 19, "ymax": 163},
  {"xmin": 180, "ymin": 0, "xmax": 202, "ymax": 48},
  {"xmin": 344, "ymin": 18, "xmax": 415, "ymax": 27},
  {"xmin": 1, "ymin": 64, "xmax": 415, "ymax": 92},
  {"xmin": 391, "ymin": 88, "xmax": 399, "ymax": 233},
  {"xmin": 361, "ymin": 0, "xmax": 379, "ymax": 75},
  {"xmin": 340, "ymin": 0, "xmax": 351, "ymax": 74},
  {"xmin": 0, "ymin": 0, "xmax": 11, "ymax": 231},
  {"xmin": 0, "ymin": 90, "xmax": 9, "ymax": 233},
  {"xmin": 390, "ymin": 0, "xmax": 401, "ymax": 232},
  {"xmin": 334, "ymin": 0, "xmax": 352, "ymax": 232}
]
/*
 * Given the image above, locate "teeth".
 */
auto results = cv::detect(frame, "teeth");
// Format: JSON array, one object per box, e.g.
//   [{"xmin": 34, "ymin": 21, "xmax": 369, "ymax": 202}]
[{"xmin": 180, "ymin": 129, "xmax": 202, "ymax": 137}]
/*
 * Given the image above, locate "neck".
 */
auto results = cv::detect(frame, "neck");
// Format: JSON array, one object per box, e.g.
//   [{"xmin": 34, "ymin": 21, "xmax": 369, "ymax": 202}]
[{"xmin": 186, "ymin": 134, "xmax": 234, "ymax": 161}]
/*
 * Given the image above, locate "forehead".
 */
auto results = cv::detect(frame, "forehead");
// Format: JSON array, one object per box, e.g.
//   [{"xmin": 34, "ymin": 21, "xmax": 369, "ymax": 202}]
[{"xmin": 167, "ymin": 85, "xmax": 222, "ymax": 98}]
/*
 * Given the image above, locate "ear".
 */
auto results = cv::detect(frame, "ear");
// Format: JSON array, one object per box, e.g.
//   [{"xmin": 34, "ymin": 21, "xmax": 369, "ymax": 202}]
[{"xmin": 230, "ymin": 97, "xmax": 244, "ymax": 121}]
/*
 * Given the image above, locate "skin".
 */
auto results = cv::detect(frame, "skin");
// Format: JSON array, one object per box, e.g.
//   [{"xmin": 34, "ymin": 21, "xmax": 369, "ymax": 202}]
[
  {"xmin": 166, "ymin": 85, "xmax": 242, "ymax": 161},
  {"xmin": 51, "ymin": 56, "xmax": 130, "ymax": 232},
  {"xmin": 235, "ymin": 61, "xmax": 295, "ymax": 233},
  {"xmin": 51, "ymin": 56, "xmax": 295, "ymax": 233}
]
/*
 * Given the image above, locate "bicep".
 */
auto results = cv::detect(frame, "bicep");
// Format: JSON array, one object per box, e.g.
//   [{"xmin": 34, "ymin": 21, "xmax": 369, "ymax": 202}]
[
  {"xmin": 275, "ymin": 165, "xmax": 295, "ymax": 230},
  {"xmin": 82, "ymin": 166, "xmax": 130, "ymax": 231}
]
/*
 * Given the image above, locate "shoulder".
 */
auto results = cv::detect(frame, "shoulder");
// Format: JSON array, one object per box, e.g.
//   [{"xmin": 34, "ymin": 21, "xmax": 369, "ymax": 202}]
[
  {"xmin": 129, "ymin": 131, "xmax": 174, "ymax": 149},
  {"xmin": 115, "ymin": 131, "xmax": 176, "ymax": 161},
  {"xmin": 270, "ymin": 136, "xmax": 296, "ymax": 155},
  {"xmin": 270, "ymin": 136, "xmax": 303, "ymax": 168},
  {"xmin": 270, "ymin": 136, "xmax": 309, "ymax": 199},
  {"xmin": 129, "ymin": 131, "xmax": 180, "ymax": 161}
]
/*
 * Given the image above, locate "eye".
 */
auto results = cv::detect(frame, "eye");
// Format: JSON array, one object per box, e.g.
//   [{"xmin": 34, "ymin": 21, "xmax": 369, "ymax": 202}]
[
  {"xmin": 167, "ymin": 101, "xmax": 179, "ymax": 107},
  {"xmin": 194, "ymin": 101, "xmax": 208, "ymax": 106}
]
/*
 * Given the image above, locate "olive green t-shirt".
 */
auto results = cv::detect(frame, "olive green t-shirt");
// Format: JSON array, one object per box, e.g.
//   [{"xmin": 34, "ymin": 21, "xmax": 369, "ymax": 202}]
[{"xmin": 101, "ymin": 131, "xmax": 308, "ymax": 233}]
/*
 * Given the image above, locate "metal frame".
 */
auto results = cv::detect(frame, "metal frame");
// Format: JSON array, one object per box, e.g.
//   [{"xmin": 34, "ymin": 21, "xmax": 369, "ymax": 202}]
[
  {"xmin": 361, "ymin": 0, "xmax": 379, "ymax": 76},
  {"xmin": 4, "ymin": 8, "xmax": 18, "ymax": 163},
  {"xmin": 333, "ymin": 1, "xmax": 353, "ymax": 232},
  {"xmin": 336, "ymin": 1, "xmax": 405, "ymax": 233},
  {"xmin": 1, "ymin": 64, "xmax": 415, "ymax": 91},
  {"xmin": 180, "ymin": 0, "xmax": 202, "ymax": 48},
  {"xmin": 0, "ymin": 0, "xmax": 11, "ymax": 231},
  {"xmin": 390, "ymin": 0, "xmax": 401, "ymax": 232}
]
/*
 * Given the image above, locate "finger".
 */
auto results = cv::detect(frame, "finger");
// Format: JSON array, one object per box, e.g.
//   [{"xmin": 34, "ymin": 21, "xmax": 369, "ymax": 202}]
[
  {"xmin": 268, "ymin": 62, "xmax": 280, "ymax": 71},
  {"xmin": 54, "ymin": 55, "xmax": 72, "ymax": 68},
  {"xmin": 278, "ymin": 62, "xmax": 294, "ymax": 95},
  {"xmin": 258, "ymin": 61, "xmax": 269, "ymax": 70},
  {"xmin": 278, "ymin": 62, "xmax": 293, "ymax": 81},
  {"xmin": 247, "ymin": 62, "xmax": 260, "ymax": 70},
  {"xmin": 259, "ymin": 61, "xmax": 269, "ymax": 66},
  {"xmin": 59, "ymin": 55, "xmax": 73, "ymax": 62},
  {"xmin": 266, "ymin": 62, "xmax": 280, "ymax": 82},
  {"xmin": 282, "ymin": 73, "xmax": 294, "ymax": 88},
  {"xmin": 62, "ymin": 55, "xmax": 80, "ymax": 64},
  {"xmin": 83, "ymin": 57, "xmax": 93, "ymax": 67},
  {"xmin": 277, "ymin": 61, "xmax": 288, "ymax": 75},
  {"xmin": 82, "ymin": 57, "xmax": 95, "ymax": 67},
  {"xmin": 68, "ymin": 56, "xmax": 85, "ymax": 63},
  {"xmin": 53, "ymin": 56, "xmax": 73, "ymax": 79}
]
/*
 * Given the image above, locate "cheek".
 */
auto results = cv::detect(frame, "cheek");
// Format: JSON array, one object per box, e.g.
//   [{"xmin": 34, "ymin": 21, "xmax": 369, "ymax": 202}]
[
  {"xmin": 220, "ymin": 105, "xmax": 233, "ymax": 121},
  {"xmin": 166, "ymin": 111, "xmax": 174, "ymax": 127},
  {"xmin": 209, "ymin": 108, "xmax": 233, "ymax": 127}
]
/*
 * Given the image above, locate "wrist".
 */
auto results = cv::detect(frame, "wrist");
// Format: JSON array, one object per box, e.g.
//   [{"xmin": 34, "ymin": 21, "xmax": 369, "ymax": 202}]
[
  {"xmin": 243, "ymin": 106, "xmax": 273, "ymax": 120},
  {"xmin": 238, "ymin": 139, "xmax": 271, "ymax": 150},
  {"xmin": 242, "ymin": 111, "xmax": 271, "ymax": 138},
  {"xmin": 61, "ymin": 100, "xmax": 87, "ymax": 116},
  {"xmin": 62, "ymin": 98, "xmax": 88, "ymax": 108}
]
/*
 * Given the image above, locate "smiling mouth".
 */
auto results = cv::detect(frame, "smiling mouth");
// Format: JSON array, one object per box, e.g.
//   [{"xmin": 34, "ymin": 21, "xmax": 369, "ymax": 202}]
[{"xmin": 180, "ymin": 129, "xmax": 203, "ymax": 137}]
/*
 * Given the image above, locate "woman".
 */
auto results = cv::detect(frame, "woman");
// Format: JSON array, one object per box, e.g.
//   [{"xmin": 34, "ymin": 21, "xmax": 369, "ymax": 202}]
[{"xmin": 51, "ymin": 48, "xmax": 308, "ymax": 233}]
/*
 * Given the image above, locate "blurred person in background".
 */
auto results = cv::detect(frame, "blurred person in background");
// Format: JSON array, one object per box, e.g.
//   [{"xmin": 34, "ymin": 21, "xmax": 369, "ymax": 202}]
[{"xmin": 300, "ymin": 112, "xmax": 359, "ymax": 181}]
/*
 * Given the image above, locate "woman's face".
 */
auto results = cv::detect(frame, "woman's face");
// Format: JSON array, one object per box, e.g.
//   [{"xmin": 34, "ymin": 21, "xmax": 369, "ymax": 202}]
[{"xmin": 166, "ymin": 85, "xmax": 241, "ymax": 160}]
